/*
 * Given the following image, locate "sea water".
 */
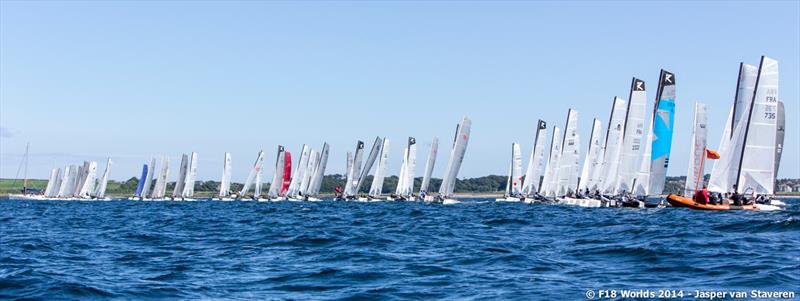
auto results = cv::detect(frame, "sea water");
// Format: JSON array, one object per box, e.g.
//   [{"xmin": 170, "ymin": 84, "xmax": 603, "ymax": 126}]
[{"xmin": 1, "ymin": 198, "xmax": 797, "ymax": 299}]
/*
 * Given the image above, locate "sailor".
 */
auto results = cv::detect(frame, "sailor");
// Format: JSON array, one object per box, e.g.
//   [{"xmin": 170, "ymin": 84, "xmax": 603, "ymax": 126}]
[
  {"xmin": 334, "ymin": 185, "xmax": 343, "ymax": 197},
  {"xmin": 694, "ymin": 186, "xmax": 709, "ymax": 205}
]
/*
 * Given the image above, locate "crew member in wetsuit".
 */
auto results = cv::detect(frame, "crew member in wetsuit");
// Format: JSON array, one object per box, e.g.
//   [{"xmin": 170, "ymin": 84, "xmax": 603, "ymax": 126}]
[{"xmin": 334, "ymin": 185, "xmax": 343, "ymax": 198}]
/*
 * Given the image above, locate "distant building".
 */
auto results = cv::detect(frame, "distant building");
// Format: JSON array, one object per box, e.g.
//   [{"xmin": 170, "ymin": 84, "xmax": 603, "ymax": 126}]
[
  {"xmin": 794, "ymin": 184, "xmax": 800, "ymax": 193},
  {"xmin": 778, "ymin": 184, "xmax": 793, "ymax": 192}
]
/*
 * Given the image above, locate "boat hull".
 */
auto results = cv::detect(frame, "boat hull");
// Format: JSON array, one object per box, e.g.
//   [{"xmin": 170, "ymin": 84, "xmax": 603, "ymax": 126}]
[{"xmin": 666, "ymin": 194, "xmax": 758, "ymax": 211}]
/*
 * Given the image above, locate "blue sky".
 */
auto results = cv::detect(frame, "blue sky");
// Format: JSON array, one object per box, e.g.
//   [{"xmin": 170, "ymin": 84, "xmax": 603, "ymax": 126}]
[{"xmin": 1, "ymin": 1, "xmax": 798, "ymax": 182}]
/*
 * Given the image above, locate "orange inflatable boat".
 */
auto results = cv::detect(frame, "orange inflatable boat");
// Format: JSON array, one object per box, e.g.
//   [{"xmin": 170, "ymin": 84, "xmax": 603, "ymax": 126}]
[{"xmin": 666, "ymin": 194, "xmax": 758, "ymax": 211}]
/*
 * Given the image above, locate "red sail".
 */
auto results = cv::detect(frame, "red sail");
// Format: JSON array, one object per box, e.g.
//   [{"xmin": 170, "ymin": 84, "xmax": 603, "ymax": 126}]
[{"xmin": 281, "ymin": 151, "xmax": 292, "ymax": 195}]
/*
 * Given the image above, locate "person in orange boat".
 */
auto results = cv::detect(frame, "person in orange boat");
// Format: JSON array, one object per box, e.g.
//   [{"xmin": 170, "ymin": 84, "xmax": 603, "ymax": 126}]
[{"xmin": 694, "ymin": 186, "xmax": 710, "ymax": 205}]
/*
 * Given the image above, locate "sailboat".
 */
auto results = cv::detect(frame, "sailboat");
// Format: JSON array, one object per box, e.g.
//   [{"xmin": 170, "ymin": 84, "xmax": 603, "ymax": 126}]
[
  {"xmin": 239, "ymin": 150, "xmax": 266, "ymax": 201},
  {"xmin": 305, "ymin": 142, "xmax": 330, "ymax": 201},
  {"xmin": 616, "ymin": 78, "xmax": 648, "ymax": 203},
  {"xmin": 521, "ymin": 120, "xmax": 547, "ymax": 203},
  {"xmin": 215, "ymin": 152, "xmax": 234, "ymax": 201},
  {"xmin": 669, "ymin": 56, "xmax": 781, "ymax": 211},
  {"xmin": 90, "ymin": 158, "xmax": 112, "ymax": 200},
  {"xmin": 554, "ymin": 110, "xmax": 599, "ymax": 207},
  {"xmin": 170, "ymin": 152, "xmax": 197, "ymax": 201},
  {"xmin": 419, "ymin": 137, "xmax": 438, "ymax": 202},
  {"xmin": 342, "ymin": 141, "xmax": 365, "ymax": 199},
  {"xmin": 4, "ymin": 143, "xmax": 48, "ymax": 200},
  {"xmin": 286, "ymin": 145, "xmax": 312, "ymax": 201},
  {"xmin": 496, "ymin": 143, "xmax": 523, "ymax": 202},
  {"xmin": 149, "ymin": 156, "xmax": 169, "ymax": 200},
  {"xmin": 131, "ymin": 162, "xmax": 151, "ymax": 200},
  {"xmin": 538, "ymin": 126, "xmax": 562, "ymax": 201},
  {"xmin": 436, "ymin": 117, "xmax": 472, "ymax": 204},
  {"xmin": 390, "ymin": 137, "xmax": 418, "ymax": 201},
  {"xmin": 578, "ymin": 119, "xmax": 603, "ymax": 194},
  {"xmin": 647, "ymin": 70, "xmax": 677, "ymax": 196},
  {"xmin": 365, "ymin": 138, "xmax": 390, "ymax": 201},
  {"xmin": 352, "ymin": 137, "xmax": 382, "ymax": 201}
]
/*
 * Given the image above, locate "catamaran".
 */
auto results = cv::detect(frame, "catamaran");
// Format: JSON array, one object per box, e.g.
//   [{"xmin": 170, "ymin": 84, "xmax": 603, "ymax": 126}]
[
  {"xmin": 435, "ymin": 117, "xmax": 471, "ymax": 204},
  {"xmin": 266, "ymin": 146, "xmax": 291, "ymax": 201},
  {"xmin": 149, "ymin": 156, "xmax": 169, "ymax": 200},
  {"xmin": 647, "ymin": 70, "xmax": 677, "ymax": 199},
  {"xmin": 239, "ymin": 150, "xmax": 265, "ymax": 201},
  {"xmin": 169, "ymin": 152, "xmax": 197, "ymax": 201},
  {"xmin": 615, "ymin": 78, "xmax": 649, "ymax": 207},
  {"xmin": 520, "ymin": 120, "xmax": 547, "ymax": 203},
  {"xmin": 90, "ymin": 158, "xmax": 112, "ymax": 200},
  {"xmin": 214, "ymin": 153, "xmax": 234, "ymax": 201},
  {"xmin": 538, "ymin": 126, "xmax": 562, "ymax": 201},
  {"xmin": 4, "ymin": 143, "xmax": 48, "ymax": 200},
  {"xmin": 352, "ymin": 137, "xmax": 382, "ymax": 201},
  {"xmin": 286, "ymin": 145, "xmax": 311, "ymax": 201},
  {"xmin": 496, "ymin": 143, "xmax": 523, "ymax": 202},
  {"xmin": 670, "ymin": 56, "xmax": 782, "ymax": 210},
  {"xmin": 553, "ymin": 109, "xmax": 599, "ymax": 207},
  {"xmin": 419, "ymin": 137, "xmax": 439, "ymax": 202},
  {"xmin": 364, "ymin": 138, "xmax": 390, "ymax": 201},
  {"xmin": 390, "ymin": 137, "xmax": 417, "ymax": 201},
  {"xmin": 341, "ymin": 141, "xmax": 365, "ymax": 200},
  {"xmin": 304, "ymin": 142, "xmax": 329, "ymax": 201}
]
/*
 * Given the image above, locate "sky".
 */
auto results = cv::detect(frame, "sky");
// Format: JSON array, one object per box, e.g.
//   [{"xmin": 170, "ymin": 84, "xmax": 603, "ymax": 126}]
[{"xmin": 1, "ymin": 1, "xmax": 798, "ymax": 184}]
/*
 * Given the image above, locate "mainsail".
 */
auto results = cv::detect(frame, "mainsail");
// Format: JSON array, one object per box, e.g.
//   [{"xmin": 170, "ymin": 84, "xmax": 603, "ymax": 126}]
[
  {"xmin": 134, "ymin": 164, "xmax": 148, "ymax": 198},
  {"xmin": 504, "ymin": 143, "xmax": 523, "ymax": 196},
  {"xmin": 708, "ymin": 63, "xmax": 758, "ymax": 193},
  {"xmin": 355, "ymin": 137, "xmax": 382, "ymax": 195},
  {"xmin": 172, "ymin": 154, "xmax": 189, "ymax": 198},
  {"xmin": 539, "ymin": 126, "xmax": 562, "ymax": 197},
  {"xmin": 94, "ymin": 158, "xmax": 112, "ymax": 198},
  {"xmin": 774, "ymin": 100, "xmax": 784, "ymax": 184},
  {"xmin": 281, "ymin": 151, "xmax": 292, "ymax": 196},
  {"xmin": 521, "ymin": 120, "xmax": 548, "ymax": 196},
  {"xmin": 287, "ymin": 145, "xmax": 310, "ymax": 197},
  {"xmin": 140, "ymin": 158, "xmax": 155, "ymax": 198},
  {"xmin": 736, "ymin": 56, "xmax": 779, "ymax": 195},
  {"xmin": 438, "ymin": 117, "xmax": 471, "ymax": 198},
  {"xmin": 219, "ymin": 152, "xmax": 232, "ymax": 198},
  {"xmin": 599, "ymin": 97, "xmax": 627, "ymax": 194},
  {"xmin": 151, "ymin": 156, "xmax": 168, "ymax": 199},
  {"xmin": 648, "ymin": 70, "xmax": 677, "ymax": 195},
  {"xmin": 183, "ymin": 152, "xmax": 198, "ymax": 198},
  {"xmin": 308, "ymin": 143, "xmax": 329, "ymax": 197},
  {"xmin": 345, "ymin": 142, "xmax": 365, "ymax": 196},
  {"xmin": 403, "ymin": 137, "xmax": 418, "ymax": 196},
  {"xmin": 617, "ymin": 78, "xmax": 648, "ymax": 194},
  {"xmin": 684, "ymin": 102, "xmax": 708, "ymax": 197},
  {"xmin": 44, "ymin": 168, "xmax": 58, "ymax": 197},
  {"xmin": 578, "ymin": 119, "xmax": 603, "ymax": 192},
  {"xmin": 369, "ymin": 138, "xmax": 390, "ymax": 197},
  {"xmin": 268, "ymin": 146, "xmax": 286, "ymax": 198},
  {"xmin": 419, "ymin": 137, "xmax": 438, "ymax": 194},
  {"xmin": 556, "ymin": 109, "xmax": 579, "ymax": 196}
]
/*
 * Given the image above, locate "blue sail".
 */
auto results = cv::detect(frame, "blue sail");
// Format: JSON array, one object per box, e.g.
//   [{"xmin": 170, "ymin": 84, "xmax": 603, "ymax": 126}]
[
  {"xmin": 649, "ymin": 70, "xmax": 676, "ymax": 194},
  {"xmin": 134, "ymin": 164, "xmax": 148, "ymax": 197}
]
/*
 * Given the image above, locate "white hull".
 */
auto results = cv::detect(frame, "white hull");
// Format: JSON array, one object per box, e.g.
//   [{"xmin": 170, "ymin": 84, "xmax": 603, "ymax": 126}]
[
  {"xmin": 755, "ymin": 204, "xmax": 782, "ymax": 211},
  {"xmin": 442, "ymin": 199, "xmax": 460, "ymax": 205},
  {"xmin": 495, "ymin": 197, "xmax": 522, "ymax": 202},
  {"xmin": 4, "ymin": 194, "xmax": 49, "ymax": 200},
  {"xmin": 555, "ymin": 197, "xmax": 603, "ymax": 208}
]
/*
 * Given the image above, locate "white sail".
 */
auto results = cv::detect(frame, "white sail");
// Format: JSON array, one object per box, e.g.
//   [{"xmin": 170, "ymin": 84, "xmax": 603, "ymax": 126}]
[
  {"xmin": 369, "ymin": 138, "xmax": 390, "ymax": 197},
  {"xmin": 521, "ymin": 120, "xmax": 547, "ymax": 195},
  {"xmin": 57, "ymin": 165, "xmax": 71, "ymax": 197},
  {"xmin": 76, "ymin": 161, "xmax": 97, "ymax": 198},
  {"xmin": 241, "ymin": 150, "xmax": 266, "ymax": 197},
  {"xmin": 506, "ymin": 143, "xmax": 523, "ymax": 196},
  {"xmin": 94, "ymin": 158, "xmax": 112, "ymax": 198},
  {"xmin": 44, "ymin": 168, "xmax": 58, "ymax": 197},
  {"xmin": 308, "ymin": 143, "xmax": 329, "ymax": 196},
  {"xmin": 72, "ymin": 162, "xmax": 88, "ymax": 197},
  {"xmin": 355, "ymin": 137, "xmax": 382, "ymax": 195},
  {"xmin": 254, "ymin": 166, "xmax": 263, "ymax": 198},
  {"xmin": 539, "ymin": 126, "xmax": 562, "ymax": 197},
  {"xmin": 774, "ymin": 100, "xmax": 784, "ymax": 186},
  {"xmin": 268, "ymin": 146, "xmax": 286, "ymax": 198},
  {"xmin": 579, "ymin": 119, "xmax": 602, "ymax": 192},
  {"xmin": 287, "ymin": 146, "xmax": 310, "ymax": 197},
  {"xmin": 633, "ymin": 115, "xmax": 653, "ymax": 197},
  {"xmin": 708, "ymin": 63, "xmax": 758, "ymax": 193},
  {"xmin": 403, "ymin": 137, "xmax": 418, "ymax": 196},
  {"xmin": 345, "ymin": 142, "xmax": 365, "ymax": 196},
  {"xmin": 684, "ymin": 102, "xmax": 708, "ymax": 197},
  {"xmin": 617, "ymin": 78, "xmax": 648, "ymax": 194},
  {"xmin": 599, "ymin": 97, "xmax": 627, "ymax": 194},
  {"xmin": 219, "ymin": 152, "xmax": 232, "ymax": 198},
  {"xmin": 396, "ymin": 146, "xmax": 409, "ymax": 195},
  {"xmin": 419, "ymin": 137, "xmax": 438, "ymax": 194},
  {"xmin": 736, "ymin": 56, "xmax": 778, "ymax": 195},
  {"xmin": 151, "ymin": 156, "xmax": 168, "ymax": 198},
  {"xmin": 183, "ymin": 152, "xmax": 198, "ymax": 197},
  {"xmin": 299, "ymin": 150, "xmax": 318, "ymax": 195},
  {"xmin": 438, "ymin": 117, "xmax": 471, "ymax": 197},
  {"xmin": 556, "ymin": 109, "xmax": 579, "ymax": 196},
  {"xmin": 173, "ymin": 154, "xmax": 189, "ymax": 198}
]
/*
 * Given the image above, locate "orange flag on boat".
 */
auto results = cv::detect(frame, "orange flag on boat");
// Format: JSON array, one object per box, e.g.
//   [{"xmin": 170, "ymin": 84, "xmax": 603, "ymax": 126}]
[{"xmin": 706, "ymin": 149, "xmax": 720, "ymax": 160}]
